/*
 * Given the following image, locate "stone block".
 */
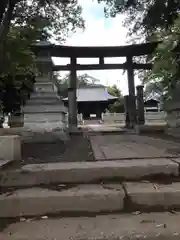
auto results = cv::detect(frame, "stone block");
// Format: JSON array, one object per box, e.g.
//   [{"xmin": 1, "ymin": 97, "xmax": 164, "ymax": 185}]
[
  {"xmin": 0, "ymin": 135, "xmax": 21, "ymax": 161},
  {"xmin": 0, "ymin": 160, "xmax": 13, "ymax": 169},
  {"xmin": 124, "ymin": 182, "xmax": 180, "ymax": 211},
  {"xmin": 135, "ymin": 124, "xmax": 166, "ymax": 134},
  {"xmin": 0, "ymin": 127, "xmax": 69, "ymax": 143},
  {"xmin": 0, "ymin": 185, "xmax": 125, "ymax": 218},
  {"xmin": 0, "ymin": 159, "xmax": 178, "ymax": 187}
]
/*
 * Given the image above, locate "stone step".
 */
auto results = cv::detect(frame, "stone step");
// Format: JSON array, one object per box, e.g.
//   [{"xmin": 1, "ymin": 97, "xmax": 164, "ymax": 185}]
[
  {"xmin": 1, "ymin": 213, "xmax": 180, "ymax": 240},
  {"xmin": 1, "ymin": 182, "xmax": 180, "ymax": 218},
  {"xmin": 0, "ymin": 184, "xmax": 124, "ymax": 218},
  {"xmin": 0, "ymin": 159, "xmax": 179, "ymax": 187}
]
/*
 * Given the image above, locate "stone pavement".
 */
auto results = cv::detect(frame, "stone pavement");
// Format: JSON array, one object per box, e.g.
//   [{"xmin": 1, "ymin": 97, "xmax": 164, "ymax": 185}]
[
  {"xmin": 1, "ymin": 212, "xmax": 180, "ymax": 240},
  {"xmin": 90, "ymin": 134, "xmax": 180, "ymax": 160}
]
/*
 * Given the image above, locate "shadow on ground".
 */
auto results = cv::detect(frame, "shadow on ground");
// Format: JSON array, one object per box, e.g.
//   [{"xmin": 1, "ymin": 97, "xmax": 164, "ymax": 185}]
[{"xmin": 21, "ymin": 134, "xmax": 95, "ymax": 165}]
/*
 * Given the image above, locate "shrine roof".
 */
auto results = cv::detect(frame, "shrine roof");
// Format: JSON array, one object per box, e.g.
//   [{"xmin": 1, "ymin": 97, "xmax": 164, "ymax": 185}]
[
  {"xmin": 63, "ymin": 86, "xmax": 117, "ymax": 102},
  {"xmin": 32, "ymin": 41, "xmax": 160, "ymax": 58}
]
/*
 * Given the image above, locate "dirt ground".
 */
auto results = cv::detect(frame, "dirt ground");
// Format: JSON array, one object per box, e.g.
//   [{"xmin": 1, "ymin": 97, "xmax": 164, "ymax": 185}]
[{"xmin": 21, "ymin": 133, "xmax": 95, "ymax": 165}]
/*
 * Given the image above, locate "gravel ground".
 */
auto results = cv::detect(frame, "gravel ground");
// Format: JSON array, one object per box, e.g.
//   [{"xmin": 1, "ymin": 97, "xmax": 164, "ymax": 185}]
[{"xmin": 22, "ymin": 134, "xmax": 95, "ymax": 165}]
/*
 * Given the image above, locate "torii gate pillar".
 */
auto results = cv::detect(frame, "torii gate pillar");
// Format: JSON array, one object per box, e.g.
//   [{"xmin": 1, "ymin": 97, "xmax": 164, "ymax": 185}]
[
  {"xmin": 68, "ymin": 57, "xmax": 77, "ymax": 131},
  {"xmin": 127, "ymin": 56, "xmax": 137, "ymax": 127}
]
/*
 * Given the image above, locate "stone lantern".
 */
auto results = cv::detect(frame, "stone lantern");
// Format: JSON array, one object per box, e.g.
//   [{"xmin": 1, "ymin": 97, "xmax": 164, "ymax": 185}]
[{"xmin": 23, "ymin": 41, "xmax": 67, "ymax": 130}]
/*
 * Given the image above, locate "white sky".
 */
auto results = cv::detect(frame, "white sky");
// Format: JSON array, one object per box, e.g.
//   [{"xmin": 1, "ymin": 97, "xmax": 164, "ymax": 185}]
[{"xmin": 53, "ymin": 0, "xmax": 141, "ymax": 95}]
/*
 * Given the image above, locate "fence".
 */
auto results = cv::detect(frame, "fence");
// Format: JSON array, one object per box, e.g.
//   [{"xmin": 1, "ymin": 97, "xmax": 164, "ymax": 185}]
[
  {"xmin": 145, "ymin": 111, "xmax": 166, "ymax": 123},
  {"xmin": 101, "ymin": 111, "xmax": 166, "ymax": 124},
  {"xmin": 101, "ymin": 113, "xmax": 125, "ymax": 123},
  {"xmin": 65, "ymin": 113, "xmax": 84, "ymax": 125}
]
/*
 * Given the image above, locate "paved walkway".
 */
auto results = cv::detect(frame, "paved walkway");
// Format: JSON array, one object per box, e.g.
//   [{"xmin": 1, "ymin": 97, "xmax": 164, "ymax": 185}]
[{"xmin": 90, "ymin": 134, "xmax": 180, "ymax": 160}]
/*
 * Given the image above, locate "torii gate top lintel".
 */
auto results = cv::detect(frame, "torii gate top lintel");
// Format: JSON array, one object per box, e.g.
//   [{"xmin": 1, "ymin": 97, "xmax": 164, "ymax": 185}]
[{"xmin": 32, "ymin": 41, "xmax": 159, "ymax": 58}]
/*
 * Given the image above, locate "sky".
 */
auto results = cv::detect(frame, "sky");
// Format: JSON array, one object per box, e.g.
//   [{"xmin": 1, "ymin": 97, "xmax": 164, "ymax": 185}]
[{"xmin": 53, "ymin": 0, "xmax": 141, "ymax": 95}]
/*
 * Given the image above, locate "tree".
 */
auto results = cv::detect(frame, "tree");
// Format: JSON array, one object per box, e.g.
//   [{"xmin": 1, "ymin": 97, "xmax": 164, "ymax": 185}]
[
  {"xmin": 98, "ymin": 0, "xmax": 180, "ymax": 40},
  {"xmin": 97, "ymin": 0, "xmax": 180, "ymax": 101},
  {"xmin": 0, "ymin": 0, "xmax": 84, "ymax": 76},
  {"xmin": 0, "ymin": 0, "xmax": 84, "ymax": 43},
  {"xmin": 0, "ymin": 0, "xmax": 84, "ymax": 114},
  {"xmin": 13, "ymin": 0, "xmax": 84, "ymax": 42},
  {"xmin": 107, "ymin": 85, "xmax": 123, "ymax": 113},
  {"xmin": 0, "ymin": 27, "xmax": 36, "ymax": 114},
  {"xmin": 143, "ymin": 81, "xmax": 164, "ymax": 102},
  {"xmin": 56, "ymin": 73, "xmax": 100, "ymax": 91},
  {"xmin": 107, "ymin": 84, "xmax": 121, "ymax": 98},
  {"xmin": 146, "ymin": 15, "xmax": 180, "ymax": 104}
]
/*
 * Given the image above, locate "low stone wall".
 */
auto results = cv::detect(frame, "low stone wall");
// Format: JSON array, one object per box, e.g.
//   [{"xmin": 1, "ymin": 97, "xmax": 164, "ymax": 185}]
[
  {"xmin": 101, "ymin": 112, "xmax": 166, "ymax": 124},
  {"xmin": 0, "ymin": 127, "xmax": 69, "ymax": 144},
  {"xmin": 145, "ymin": 111, "xmax": 166, "ymax": 123},
  {"xmin": 101, "ymin": 113, "xmax": 125, "ymax": 123}
]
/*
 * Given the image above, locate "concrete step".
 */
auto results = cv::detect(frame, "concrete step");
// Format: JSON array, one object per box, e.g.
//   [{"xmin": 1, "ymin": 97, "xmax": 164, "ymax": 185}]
[
  {"xmin": 1, "ymin": 182, "xmax": 180, "ymax": 218},
  {"xmin": 1, "ymin": 213, "xmax": 180, "ymax": 239},
  {"xmin": 1, "ymin": 159, "xmax": 180, "ymax": 187}
]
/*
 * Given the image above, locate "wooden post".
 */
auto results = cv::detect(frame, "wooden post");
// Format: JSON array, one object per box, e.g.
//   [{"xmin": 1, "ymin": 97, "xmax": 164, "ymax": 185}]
[
  {"xmin": 68, "ymin": 57, "xmax": 77, "ymax": 131},
  {"xmin": 126, "ymin": 56, "xmax": 136, "ymax": 127},
  {"xmin": 136, "ymin": 85, "xmax": 145, "ymax": 125}
]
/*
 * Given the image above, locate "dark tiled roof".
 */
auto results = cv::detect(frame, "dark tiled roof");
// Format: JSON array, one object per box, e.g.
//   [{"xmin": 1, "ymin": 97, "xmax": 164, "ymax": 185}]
[{"xmin": 63, "ymin": 87, "xmax": 117, "ymax": 102}]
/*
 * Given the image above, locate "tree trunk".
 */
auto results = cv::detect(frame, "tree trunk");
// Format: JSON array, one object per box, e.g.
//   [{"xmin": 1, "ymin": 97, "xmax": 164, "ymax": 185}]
[
  {"xmin": 0, "ymin": 0, "xmax": 16, "ymax": 44},
  {"xmin": 0, "ymin": 0, "xmax": 17, "ymax": 74},
  {"xmin": 0, "ymin": 0, "xmax": 8, "ymax": 24}
]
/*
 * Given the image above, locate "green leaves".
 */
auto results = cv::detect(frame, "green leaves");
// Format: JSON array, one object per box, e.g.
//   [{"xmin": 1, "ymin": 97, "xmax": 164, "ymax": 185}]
[
  {"xmin": 98, "ymin": 0, "xmax": 180, "ymax": 40},
  {"xmin": 1, "ymin": 27, "xmax": 35, "ymax": 76},
  {"xmin": 107, "ymin": 84, "xmax": 121, "ymax": 98},
  {"xmin": 13, "ymin": 0, "xmax": 84, "ymax": 42},
  {"xmin": 147, "ymin": 15, "xmax": 180, "ymax": 102}
]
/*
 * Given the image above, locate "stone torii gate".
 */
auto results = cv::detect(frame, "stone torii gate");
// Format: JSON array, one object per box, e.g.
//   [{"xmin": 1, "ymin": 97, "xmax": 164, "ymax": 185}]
[{"xmin": 32, "ymin": 42, "xmax": 158, "ymax": 131}]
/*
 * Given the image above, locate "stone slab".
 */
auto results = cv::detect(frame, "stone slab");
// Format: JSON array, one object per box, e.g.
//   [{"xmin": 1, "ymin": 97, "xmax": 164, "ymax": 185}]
[
  {"xmin": 171, "ymin": 159, "xmax": 180, "ymax": 164},
  {"xmin": 90, "ymin": 135, "xmax": 180, "ymax": 160},
  {"xmin": 0, "ymin": 159, "xmax": 179, "ymax": 187},
  {"xmin": 135, "ymin": 124, "xmax": 166, "ymax": 134},
  {"xmin": 0, "ymin": 160, "xmax": 14, "ymax": 169},
  {"xmin": 100, "ymin": 142, "xmax": 176, "ymax": 159},
  {"xmin": 0, "ymin": 135, "xmax": 21, "ymax": 161},
  {"xmin": 124, "ymin": 182, "xmax": 180, "ymax": 210},
  {"xmin": 1, "ymin": 213, "xmax": 180, "ymax": 240},
  {"xmin": 0, "ymin": 185, "xmax": 124, "ymax": 218},
  {"xmin": 90, "ymin": 140, "xmax": 104, "ymax": 159}
]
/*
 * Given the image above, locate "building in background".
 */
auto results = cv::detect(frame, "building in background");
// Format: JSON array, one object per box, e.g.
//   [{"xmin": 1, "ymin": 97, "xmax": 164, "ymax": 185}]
[{"xmin": 63, "ymin": 85, "xmax": 117, "ymax": 119}]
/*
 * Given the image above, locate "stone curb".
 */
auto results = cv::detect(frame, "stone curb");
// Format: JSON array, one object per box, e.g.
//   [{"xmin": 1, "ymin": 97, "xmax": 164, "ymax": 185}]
[
  {"xmin": 2, "ymin": 182, "xmax": 180, "ymax": 217},
  {"xmin": 0, "ymin": 185, "xmax": 124, "ymax": 218},
  {"xmin": 123, "ymin": 182, "xmax": 180, "ymax": 212},
  {"xmin": 0, "ymin": 159, "xmax": 179, "ymax": 187},
  {"xmin": 135, "ymin": 124, "xmax": 166, "ymax": 134}
]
